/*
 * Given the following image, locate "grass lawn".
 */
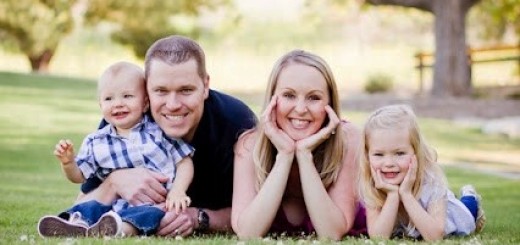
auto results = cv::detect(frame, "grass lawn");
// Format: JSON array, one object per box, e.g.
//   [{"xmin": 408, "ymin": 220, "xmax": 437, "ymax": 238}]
[{"xmin": 0, "ymin": 71, "xmax": 519, "ymax": 244}]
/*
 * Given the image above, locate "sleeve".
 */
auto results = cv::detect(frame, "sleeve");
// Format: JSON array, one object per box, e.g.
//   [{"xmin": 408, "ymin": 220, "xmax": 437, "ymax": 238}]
[
  {"xmin": 168, "ymin": 138, "xmax": 195, "ymax": 165},
  {"xmin": 74, "ymin": 135, "xmax": 99, "ymax": 179}
]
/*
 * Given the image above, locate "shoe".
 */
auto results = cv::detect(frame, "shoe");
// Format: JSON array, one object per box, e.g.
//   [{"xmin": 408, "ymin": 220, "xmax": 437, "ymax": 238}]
[
  {"xmin": 460, "ymin": 185, "xmax": 486, "ymax": 232},
  {"xmin": 88, "ymin": 211, "xmax": 122, "ymax": 237},
  {"xmin": 37, "ymin": 215, "xmax": 87, "ymax": 238}
]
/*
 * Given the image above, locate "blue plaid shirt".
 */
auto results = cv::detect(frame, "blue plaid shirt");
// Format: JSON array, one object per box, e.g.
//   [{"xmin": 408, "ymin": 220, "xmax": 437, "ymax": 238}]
[{"xmin": 75, "ymin": 114, "xmax": 194, "ymax": 192}]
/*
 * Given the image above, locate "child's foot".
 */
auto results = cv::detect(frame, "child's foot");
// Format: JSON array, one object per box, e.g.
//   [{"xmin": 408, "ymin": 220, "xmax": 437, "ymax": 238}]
[
  {"xmin": 37, "ymin": 213, "xmax": 88, "ymax": 238},
  {"xmin": 87, "ymin": 211, "xmax": 122, "ymax": 237},
  {"xmin": 460, "ymin": 185, "xmax": 486, "ymax": 232}
]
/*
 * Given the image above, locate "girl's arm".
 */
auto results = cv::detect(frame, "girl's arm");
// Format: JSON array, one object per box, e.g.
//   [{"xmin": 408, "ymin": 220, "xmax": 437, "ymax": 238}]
[
  {"xmin": 166, "ymin": 157, "xmax": 194, "ymax": 213},
  {"xmin": 366, "ymin": 167, "xmax": 400, "ymax": 238},
  {"xmin": 54, "ymin": 139, "xmax": 85, "ymax": 183},
  {"xmin": 400, "ymin": 158, "xmax": 446, "ymax": 241},
  {"xmin": 231, "ymin": 132, "xmax": 294, "ymax": 239},
  {"xmin": 296, "ymin": 116, "xmax": 357, "ymax": 240}
]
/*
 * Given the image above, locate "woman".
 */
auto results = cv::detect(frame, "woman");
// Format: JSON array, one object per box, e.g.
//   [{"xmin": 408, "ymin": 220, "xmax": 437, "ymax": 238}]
[{"xmin": 231, "ymin": 50, "xmax": 366, "ymax": 240}]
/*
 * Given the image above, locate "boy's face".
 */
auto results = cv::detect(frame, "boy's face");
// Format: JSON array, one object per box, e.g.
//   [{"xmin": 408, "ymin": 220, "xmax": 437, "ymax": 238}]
[
  {"xmin": 147, "ymin": 58, "xmax": 209, "ymax": 142},
  {"xmin": 98, "ymin": 72, "xmax": 148, "ymax": 136}
]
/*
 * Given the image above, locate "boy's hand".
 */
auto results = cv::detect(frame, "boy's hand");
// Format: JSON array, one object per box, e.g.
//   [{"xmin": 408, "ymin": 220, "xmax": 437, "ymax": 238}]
[
  {"xmin": 54, "ymin": 139, "xmax": 75, "ymax": 165},
  {"xmin": 166, "ymin": 190, "xmax": 191, "ymax": 214}
]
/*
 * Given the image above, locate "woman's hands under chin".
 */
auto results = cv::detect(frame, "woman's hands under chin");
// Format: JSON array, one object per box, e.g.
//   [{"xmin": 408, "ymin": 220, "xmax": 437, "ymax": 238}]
[
  {"xmin": 263, "ymin": 95, "xmax": 295, "ymax": 155},
  {"xmin": 295, "ymin": 105, "xmax": 340, "ymax": 159}
]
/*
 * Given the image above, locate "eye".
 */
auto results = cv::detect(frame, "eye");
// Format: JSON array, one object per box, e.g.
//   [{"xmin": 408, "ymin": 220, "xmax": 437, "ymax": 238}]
[
  {"xmin": 180, "ymin": 88, "xmax": 194, "ymax": 94},
  {"xmin": 396, "ymin": 151, "xmax": 406, "ymax": 156},
  {"xmin": 124, "ymin": 94, "xmax": 134, "ymax": 98},
  {"xmin": 154, "ymin": 88, "xmax": 167, "ymax": 94},
  {"xmin": 282, "ymin": 92, "xmax": 295, "ymax": 99},
  {"xmin": 104, "ymin": 96, "xmax": 112, "ymax": 101},
  {"xmin": 308, "ymin": 94, "xmax": 321, "ymax": 101}
]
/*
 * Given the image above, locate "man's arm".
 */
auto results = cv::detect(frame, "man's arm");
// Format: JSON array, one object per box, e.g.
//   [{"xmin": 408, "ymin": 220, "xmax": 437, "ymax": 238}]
[{"xmin": 76, "ymin": 168, "xmax": 169, "ymax": 205}]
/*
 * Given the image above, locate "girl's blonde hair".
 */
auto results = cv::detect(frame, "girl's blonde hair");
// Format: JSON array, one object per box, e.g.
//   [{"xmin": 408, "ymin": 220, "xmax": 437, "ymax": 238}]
[
  {"xmin": 253, "ymin": 50, "xmax": 345, "ymax": 190},
  {"xmin": 358, "ymin": 104, "xmax": 447, "ymax": 209}
]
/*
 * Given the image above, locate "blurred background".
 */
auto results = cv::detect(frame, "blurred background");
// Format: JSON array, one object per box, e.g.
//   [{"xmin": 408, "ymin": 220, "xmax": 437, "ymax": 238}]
[{"xmin": 1, "ymin": 0, "xmax": 519, "ymax": 97}]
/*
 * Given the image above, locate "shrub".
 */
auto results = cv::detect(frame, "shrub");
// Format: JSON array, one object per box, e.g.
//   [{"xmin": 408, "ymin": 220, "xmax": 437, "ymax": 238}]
[{"xmin": 364, "ymin": 73, "xmax": 393, "ymax": 94}]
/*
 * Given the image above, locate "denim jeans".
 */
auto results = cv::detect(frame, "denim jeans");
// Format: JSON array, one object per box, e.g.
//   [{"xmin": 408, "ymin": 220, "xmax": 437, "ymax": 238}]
[
  {"xmin": 460, "ymin": 195, "xmax": 478, "ymax": 221},
  {"xmin": 64, "ymin": 200, "xmax": 165, "ymax": 235}
]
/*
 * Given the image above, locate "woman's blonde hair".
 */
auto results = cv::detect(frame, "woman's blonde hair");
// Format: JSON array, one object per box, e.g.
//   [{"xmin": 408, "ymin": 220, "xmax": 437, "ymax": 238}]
[
  {"xmin": 253, "ymin": 50, "xmax": 345, "ymax": 190},
  {"xmin": 358, "ymin": 104, "xmax": 446, "ymax": 210}
]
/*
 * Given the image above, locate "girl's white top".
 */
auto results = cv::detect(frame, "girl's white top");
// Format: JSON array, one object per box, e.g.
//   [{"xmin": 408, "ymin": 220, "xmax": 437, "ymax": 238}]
[{"xmin": 394, "ymin": 173, "xmax": 476, "ymax": 238}]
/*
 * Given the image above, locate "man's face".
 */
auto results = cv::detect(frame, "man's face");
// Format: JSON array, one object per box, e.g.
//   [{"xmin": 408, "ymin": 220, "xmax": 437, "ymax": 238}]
[{"xmin": 147, "ymin": 59, "xmax": 209, "ymax": 142}]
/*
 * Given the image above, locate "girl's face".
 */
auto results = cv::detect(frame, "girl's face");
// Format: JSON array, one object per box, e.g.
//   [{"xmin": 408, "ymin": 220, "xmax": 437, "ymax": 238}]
[
  {"xmin": 367, "ymin": 127, "xmax": 414, "ymax": 185},
  {"xmin": 273, "ymin": 63, "xmax": 330, "ymax": 141}
]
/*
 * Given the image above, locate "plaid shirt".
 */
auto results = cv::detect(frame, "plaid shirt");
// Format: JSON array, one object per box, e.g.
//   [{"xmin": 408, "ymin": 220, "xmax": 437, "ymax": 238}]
[{"xmin": 75, "ymin": 114, "xmax": 194, "ymax": 191}]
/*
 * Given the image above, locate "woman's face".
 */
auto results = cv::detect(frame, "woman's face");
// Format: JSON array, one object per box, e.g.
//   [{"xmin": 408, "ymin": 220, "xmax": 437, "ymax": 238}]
[{"xmin": 273, "ymin": 63, "xmax": 330, "ymax": 141}]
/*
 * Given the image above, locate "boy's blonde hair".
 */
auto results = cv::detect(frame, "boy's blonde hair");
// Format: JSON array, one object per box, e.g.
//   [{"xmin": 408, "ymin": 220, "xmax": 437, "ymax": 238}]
[
  {"xmin": 253, "ymin": 50, "xmax": 345, "ymax": 190},
  {"xmin": 97, "ymin": 61, "xmax": 145, "ymax": 95},
  {"xmin": 358, "ymin": 104, "xmax": 447, "ymax": 210}
]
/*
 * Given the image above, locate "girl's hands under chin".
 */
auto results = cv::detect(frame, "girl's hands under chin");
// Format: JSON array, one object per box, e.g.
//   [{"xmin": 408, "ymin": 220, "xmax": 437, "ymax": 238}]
[
  {"xmin": 371, "ymin": 167, "xmax": 399, "ymax": 194},
  {"xmin": 262, "ymin": 95, "xmax": 295, "ymax": 155},
  {"xmin": 295, "ymin": 105, "xmax": 340, "ymax": 154},
  {"xmin": 398, "ymin": 155, "xmax": 417, "ymax": 195}
]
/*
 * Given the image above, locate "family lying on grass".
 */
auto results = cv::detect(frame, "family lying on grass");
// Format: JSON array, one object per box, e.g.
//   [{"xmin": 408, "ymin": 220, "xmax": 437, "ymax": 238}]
[{"xmin": 37, "ymin": 35, "xmax": 485, "ymax": 241}]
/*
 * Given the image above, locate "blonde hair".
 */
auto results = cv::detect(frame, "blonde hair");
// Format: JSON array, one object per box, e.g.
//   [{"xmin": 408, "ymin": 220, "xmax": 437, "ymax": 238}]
[
  {"xmin": 98, "ymin": 61, "xmax": 145, "ymax": 95},
  {"xmin": 358, "ymin": 104, "xmax": 447, "ymax": 210},
  {"xmin": 253, "ymin": 50, "xmax": 345, "ymax": 190}
]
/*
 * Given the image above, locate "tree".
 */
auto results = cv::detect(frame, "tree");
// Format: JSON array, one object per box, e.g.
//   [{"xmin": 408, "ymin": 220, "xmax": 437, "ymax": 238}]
[
  {"xmin": 84, "ymin": 0, "xmax": 229, "ymax": 59},
  {"xmin": 365, "ymin": 0, "xmax": 481, "ymax": 97},
  {"xmin": 0, "ymin": 0, "xmax": 76, "ymax": 73},
  {"xmin": 472, "ymin": 0, "xmax": 520, "ymax": 41}
]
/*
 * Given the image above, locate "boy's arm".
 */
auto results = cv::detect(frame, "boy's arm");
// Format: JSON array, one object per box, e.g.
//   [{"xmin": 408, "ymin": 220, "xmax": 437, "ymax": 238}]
[
  {"xmin": 61, "ymin": 162, "xmax": 85, "ymax": 183},
  {"xmin": 166, "ymin": 157, "xmax": 194, "ymax": 212},
  {"xmin": 54, "ymin": 139, "xmax": 85, "ymax": 183}
]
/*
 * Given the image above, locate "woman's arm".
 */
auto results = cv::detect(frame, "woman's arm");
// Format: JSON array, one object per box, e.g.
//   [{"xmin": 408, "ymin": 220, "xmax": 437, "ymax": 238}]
[
  {"xmin": 296, "ymin": 122, "xmax": 358, "ymax": 240},
  {"xmin": 231, "ymin": 132, "xmax": 294, "ymax": 239}
]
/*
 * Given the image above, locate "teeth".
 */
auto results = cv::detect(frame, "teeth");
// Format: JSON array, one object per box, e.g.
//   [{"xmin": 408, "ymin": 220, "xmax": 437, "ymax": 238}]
[
  {"xmin": 291, "ymin": 119, "xmax": 309, "ymax": 128},
  {"xmin": 165, "ymin": 115, "xmax": 184, "ymax": 121}
]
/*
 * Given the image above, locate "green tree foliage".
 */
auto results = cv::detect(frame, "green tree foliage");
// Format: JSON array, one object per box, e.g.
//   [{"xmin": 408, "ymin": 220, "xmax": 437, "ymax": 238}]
[
  {"xmin": 472, "ymin": 0, "xmax": 520, "ymax": 40},
  {"xmin": 84, "ymin": 0, "xmax": 229, "ymax": 59},
  {"xmin": 0, "ymin": 0, "xmax": 76, "ymax": 72}
]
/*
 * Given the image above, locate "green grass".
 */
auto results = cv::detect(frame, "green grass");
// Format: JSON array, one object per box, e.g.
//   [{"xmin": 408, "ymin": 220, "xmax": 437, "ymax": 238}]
[{"xmin": 0, "ymin": 71, "xmax": 519, "ymax": 244}]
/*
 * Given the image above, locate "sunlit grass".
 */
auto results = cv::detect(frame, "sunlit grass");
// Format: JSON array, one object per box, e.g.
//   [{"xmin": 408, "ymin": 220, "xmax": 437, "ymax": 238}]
[{"xmin": 0, "ymin": 72, "xmax": 519, "ymax": 244}]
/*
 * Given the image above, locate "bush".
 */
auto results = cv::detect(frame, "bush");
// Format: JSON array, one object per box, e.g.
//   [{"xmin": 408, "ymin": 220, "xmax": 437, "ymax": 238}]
[{"xmin": 364, "ymin": 73, "xmax": 394, "ymax": 94}]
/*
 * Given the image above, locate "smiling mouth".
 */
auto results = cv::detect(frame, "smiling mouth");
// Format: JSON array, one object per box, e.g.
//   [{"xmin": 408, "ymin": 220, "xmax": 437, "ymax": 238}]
[
  {"xmin": 382, "ymin": 172, "xmax": 399, "ymax": 178},
  {"xmin": 112, "ymin": 111, "xmax": 128, "ymax": 118},
  {"xmin": 290, "ymin": 118, "xmax": 310, "ymax": 128},
  {"xmin": 164, "ymin": 114, "xmax": 187, "ymax": 122}
]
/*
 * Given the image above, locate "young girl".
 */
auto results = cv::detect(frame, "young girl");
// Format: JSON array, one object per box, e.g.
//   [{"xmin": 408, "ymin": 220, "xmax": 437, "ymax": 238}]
[{"xmin": 358, "ymin": 104, "xmax": 485, "ymax": 241}]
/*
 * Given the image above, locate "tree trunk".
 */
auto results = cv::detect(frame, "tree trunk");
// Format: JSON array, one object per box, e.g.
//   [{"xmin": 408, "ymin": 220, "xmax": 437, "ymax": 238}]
[
  {"xmin": 432, "ymin": 0, "xmax": 472, "ymax": 97},
  {"xmin": 28, "ymin": 49, "xmax": 54, "ymax": 73}
]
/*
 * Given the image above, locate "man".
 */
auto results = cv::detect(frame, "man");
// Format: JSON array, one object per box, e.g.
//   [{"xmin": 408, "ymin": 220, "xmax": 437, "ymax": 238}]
[{"xmin": 76, "ymin": 35, "xmax": 257, "ymax": 236}]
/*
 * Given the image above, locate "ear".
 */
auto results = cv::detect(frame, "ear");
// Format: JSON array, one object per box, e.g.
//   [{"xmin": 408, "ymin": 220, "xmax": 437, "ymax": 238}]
[{"xmin": 203, "ymin": 75, "xmax": 210, "ymax": 99}]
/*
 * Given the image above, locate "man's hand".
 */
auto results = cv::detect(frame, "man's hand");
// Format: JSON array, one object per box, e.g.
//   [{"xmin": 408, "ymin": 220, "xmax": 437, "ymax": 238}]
[
  {"xmin": 157, "ymin": 207, "xmax": 198, "ymax": 237},
  {"xmin": 106, "ymin": 168, "xmax": 169, "ymax": 205}
]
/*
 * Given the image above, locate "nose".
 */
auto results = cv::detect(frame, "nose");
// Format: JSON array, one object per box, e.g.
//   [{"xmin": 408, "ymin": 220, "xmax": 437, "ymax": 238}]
[
  {"xmin": 113, "ymin": 97, "xmax": 124, "ymax": 107},
  {"xmin": 294, "ymin": 98, "xmax": 308, "ymax": 114},
  {"xmin": 165, "ymin": 93, "xmax": 182, "ymax": 110},
  {"xmin": 382, "ymin": 156, "xmax": 396, "ymax": 167}
]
